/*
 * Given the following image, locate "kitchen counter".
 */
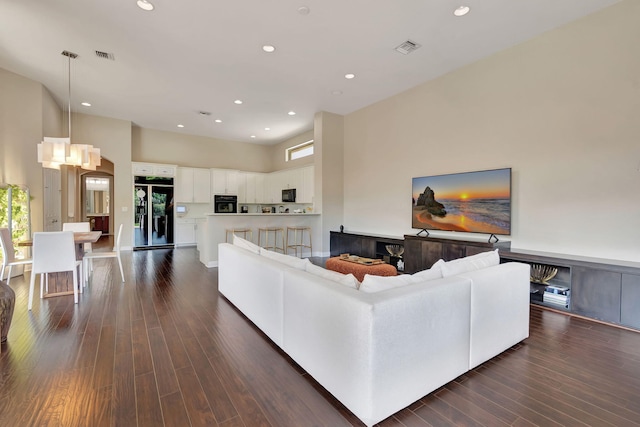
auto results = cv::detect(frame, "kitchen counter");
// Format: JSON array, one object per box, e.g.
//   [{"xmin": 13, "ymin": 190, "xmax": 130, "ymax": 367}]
[{"xmin": 199, "ymin": 212, "xmax": 322, "ymax": 267}]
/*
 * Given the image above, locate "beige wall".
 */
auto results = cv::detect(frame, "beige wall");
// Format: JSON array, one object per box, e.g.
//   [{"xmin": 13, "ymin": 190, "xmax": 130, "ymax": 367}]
[
  {"xmin": 314, "ymin": 112, "xmax": 344, "ymax": 252},
  {"xmin": 0, "ymin": 68, "xmax": 55, "ymax": 233},
  {"xmin": 132, "ymin": 127, "xmax": 273, "ymax": 172},
  {"xmin": 269, "ymin": 129, "xmax": 314, "ymax": 171},
  {"xmin": 71, "ymin": 113, "xmax": 133, "ymax": 248},
  {"xmin": 343, "ymin": 1, "xmax": 640, "ymax": 261}
]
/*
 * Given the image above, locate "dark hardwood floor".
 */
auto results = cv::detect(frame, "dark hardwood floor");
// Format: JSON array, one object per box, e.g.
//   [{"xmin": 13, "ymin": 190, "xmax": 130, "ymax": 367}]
[{"xmin": 2, "ymin": 241, "xmax": 640, "ymax": 426}]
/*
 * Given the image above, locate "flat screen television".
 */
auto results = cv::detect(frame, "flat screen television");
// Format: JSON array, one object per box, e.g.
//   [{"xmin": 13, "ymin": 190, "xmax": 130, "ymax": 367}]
[{"xmin": 412, "ymin": 168, "xmax": 511, "ymax": 237}]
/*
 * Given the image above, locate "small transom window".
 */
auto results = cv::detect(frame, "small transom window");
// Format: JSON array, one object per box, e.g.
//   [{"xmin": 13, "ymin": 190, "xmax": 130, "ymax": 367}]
[{"xmin": 286, "ymin": 140, "xmax": 314, "ymax": 161}]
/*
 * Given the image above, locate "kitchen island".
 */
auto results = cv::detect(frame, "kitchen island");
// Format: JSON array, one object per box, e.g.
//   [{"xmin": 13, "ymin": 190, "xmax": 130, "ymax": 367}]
[{"xmin": 198, "ymin": 213, "xmax": 322, "ymax": 267}]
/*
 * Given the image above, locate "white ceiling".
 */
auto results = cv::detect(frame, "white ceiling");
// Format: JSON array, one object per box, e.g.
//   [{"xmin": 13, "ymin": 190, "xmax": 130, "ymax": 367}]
[{"xmin": 0, "ymin": 0, "xmax": 622, "ymax": 145}]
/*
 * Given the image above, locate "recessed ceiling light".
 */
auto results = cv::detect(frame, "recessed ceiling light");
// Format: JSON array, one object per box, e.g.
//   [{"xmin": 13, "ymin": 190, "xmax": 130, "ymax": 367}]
[
  {"xmin": 250, "ymin": 135, "xmax": 256, "ymax": 138},
  {"xmin": 177, "ymin": 124, "xmax": 184, "ymax": 128},
  {"xmin": 262, "ymin": 45, "xmax": 276, "ymax": 53},
  {"xmin": 234, "ymin": 99, "xmax": 243, "ymax": 105},
  {"xmin": 454, "ymin": 6, "xmax": 470, "ymax": 17},
  {"xmin": 331, "ymin": 90, "xmax": 343, "ymax": 96},
  {"xmin": 81, "ymin": 102, "xmax": 91, "ymax": 107},
  {"xmin": 297, "ymin": 6, "xmax": 310, "ymax": 15},
  {"xmin": 215, "ymin": 119, "xmax": 222, "ymax": 123},
  {"xmin": 265, "ymin": 127, "xmax": 270, "ymax": 131},
  {"xmin": 345, "ymin": 73, "xmax": 355, "ymax": 79},
  {"xmin": 288, "ymin": 111, "xmax": 296, "ymax": 116},
  {"xmin": 136, "ymin": 0, "xmax": 154, "ymax": 11}
]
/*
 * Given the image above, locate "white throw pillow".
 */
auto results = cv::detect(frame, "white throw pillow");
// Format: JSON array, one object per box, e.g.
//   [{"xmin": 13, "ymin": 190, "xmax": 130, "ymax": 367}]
[
  {"xmin": 411, "ymin": 259, "xmax": 444, "ymax": 283},
  {"xmin": 259, "ymin": 247, "xmax": 308, "ymax": 270},
  {"xmin": 305, "ymin": 260, "xmax": 360, "ymax": 289},
  {"xmin": 359, "ymin": 274, "xmax": 415, "ymax": 293},
  {"xmin": 233, "ymin": 234, "xmax": 261, "ymax": 254},
  {"xmin": 441, "ymin": 249, "xmax": 500, "ymax": 277}
]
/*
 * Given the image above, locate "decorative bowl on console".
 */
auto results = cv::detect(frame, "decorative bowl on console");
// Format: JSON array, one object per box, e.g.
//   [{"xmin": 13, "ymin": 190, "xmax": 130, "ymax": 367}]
[
  {"xmin": 530, "ymin": 264, "xmax": 558, "ymax": 284},
  {"xmin": 385, "ymin": 244, "xmax": 404, "ymax": 258}
]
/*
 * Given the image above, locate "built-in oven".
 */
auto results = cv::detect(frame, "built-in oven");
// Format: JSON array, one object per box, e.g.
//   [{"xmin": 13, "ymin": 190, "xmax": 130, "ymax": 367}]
[{"xmin": 214, "ymin": 195, "xmax": 238, "ymax": 213}]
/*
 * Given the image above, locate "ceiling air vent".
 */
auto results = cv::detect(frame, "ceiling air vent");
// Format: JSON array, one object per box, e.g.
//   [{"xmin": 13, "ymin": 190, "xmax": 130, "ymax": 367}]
[
  {"xmin": 394, "ymin": 40, "xmax": 421, "ymax": 55},
  {"xmin": 95, "ymin": 50, "xmax": 115, "ymax": 60}
]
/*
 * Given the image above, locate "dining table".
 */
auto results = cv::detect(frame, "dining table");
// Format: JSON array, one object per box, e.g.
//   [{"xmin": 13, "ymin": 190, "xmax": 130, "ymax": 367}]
[{"xmin": 17, "ymin": 231, "xmax": 102, "ymax": 297}]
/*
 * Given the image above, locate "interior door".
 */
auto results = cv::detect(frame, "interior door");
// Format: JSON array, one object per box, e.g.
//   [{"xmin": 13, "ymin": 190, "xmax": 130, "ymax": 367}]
[{"xmin": 43, "ymin": 168, "xmax": 62, "ymax": 231}]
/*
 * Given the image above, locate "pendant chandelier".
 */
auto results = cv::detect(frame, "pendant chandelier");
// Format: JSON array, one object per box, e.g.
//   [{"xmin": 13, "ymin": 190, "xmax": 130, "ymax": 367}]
[{"xmin": 37, "ymin": 51, "xmax": 101, "ymax": 171}]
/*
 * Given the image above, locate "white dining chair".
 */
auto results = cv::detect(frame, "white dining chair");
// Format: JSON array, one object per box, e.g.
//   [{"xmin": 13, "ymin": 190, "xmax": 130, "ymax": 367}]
[
  {"xmin": 28, "ymin": 231, "xmax": 82, "ymax": 310},
  {"xmin": 62, "ymin": 222, "xmax": 93, "ymax": 252},
  {"xmin": 83, "ymin": 223, "xmax": 125, "ymax": 284},
  {"xmin": 0, "ymin": 227, "xmax": 33, "ymax": 286}
]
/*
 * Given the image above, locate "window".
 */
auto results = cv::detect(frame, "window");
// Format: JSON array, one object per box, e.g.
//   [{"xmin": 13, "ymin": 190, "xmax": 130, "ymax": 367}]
[
  {"xmin": 286, "ymin": 140, "xmax": 314, "ymax": 161},
  {"xmin": 0, "ymin": 184, "xmax": 31, "ymax": 262}
]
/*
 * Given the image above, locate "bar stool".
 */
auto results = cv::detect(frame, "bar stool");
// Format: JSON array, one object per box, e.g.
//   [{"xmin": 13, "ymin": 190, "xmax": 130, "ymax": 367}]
[
  {"xmin": 226, "ymin": 228, "xmax": 253, "ymax": 243},
  {"xmin": 286, "ymin": 226, "xmax": 312, "ymax": 258},
  {"xmin": 258, "ymin": 227, "xmax": 285, "ymax": 253}
]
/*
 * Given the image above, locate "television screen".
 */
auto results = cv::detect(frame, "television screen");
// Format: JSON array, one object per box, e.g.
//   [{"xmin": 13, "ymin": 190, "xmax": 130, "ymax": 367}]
[{"xmin": 412, "ymin": 168, "xmax": 511, "ymax": 235}]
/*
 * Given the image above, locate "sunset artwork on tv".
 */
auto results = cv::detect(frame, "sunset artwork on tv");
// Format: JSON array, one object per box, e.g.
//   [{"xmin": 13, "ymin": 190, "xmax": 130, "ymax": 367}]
[{"xmin": 412, "ymin": 168, "xmax": 511, "ymax": 235}]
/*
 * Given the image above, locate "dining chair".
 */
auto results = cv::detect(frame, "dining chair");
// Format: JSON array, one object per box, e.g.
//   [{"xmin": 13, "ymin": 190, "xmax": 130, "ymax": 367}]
[
  {"xmin": 83, "ymin": 223, "xmax": 125, "ymax": 284},
  {"xmin": 28, "ymin": 231, "xmax": 82, "ymax": 310},
  {"xmin": 62, "ymin": 222, "xmax": 93, "ymax": 252},
  {"xmin": 0, "ymin": 228, "xmax": 33, "ymax": 286}
]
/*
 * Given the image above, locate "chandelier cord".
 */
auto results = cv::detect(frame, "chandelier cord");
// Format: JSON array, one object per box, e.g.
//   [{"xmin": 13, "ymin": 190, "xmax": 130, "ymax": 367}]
[{"xmin": 67, "ymin": 53, "xmax": 72, "ymax": 142}]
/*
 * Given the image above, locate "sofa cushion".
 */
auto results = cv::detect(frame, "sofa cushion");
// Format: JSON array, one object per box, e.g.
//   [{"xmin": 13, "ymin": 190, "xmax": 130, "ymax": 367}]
[
  {"xmin": 259, "ymin": 248, "xmax": 308, "ymax": 270},
  {"xmin": 411, "ymin": 259, "xmax": 444, "ymax": 283},
  {"xmin": 305, "ymin": 260, "xmax": 360, "ymax": 289},
  {"xmin": 233, "ymin": 234, "xmax": 261, "ymax": 254},
  {"xmin": 359, "ymin": 273, "xmax": 415, "ymax": 293},
  {"xmin": 441, "ymin": 249, "xmax": 499, "ymax": 277}
]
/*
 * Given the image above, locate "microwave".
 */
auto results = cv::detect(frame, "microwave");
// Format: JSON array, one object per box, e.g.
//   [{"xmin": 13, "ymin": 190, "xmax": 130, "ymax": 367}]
[
  {"xmin": 214, "ymin": 195, "xmax": 238, "ymax": 213},
  {"xmin": 282, "ymin": 188, "xmax": 296, "ymax": 202}
]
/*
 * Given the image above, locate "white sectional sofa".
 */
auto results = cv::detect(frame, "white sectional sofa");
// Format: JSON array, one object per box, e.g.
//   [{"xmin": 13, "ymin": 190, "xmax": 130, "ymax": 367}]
[{"xmin": 218, "ymin": 241, "xmax": 530, "ymax": 426}]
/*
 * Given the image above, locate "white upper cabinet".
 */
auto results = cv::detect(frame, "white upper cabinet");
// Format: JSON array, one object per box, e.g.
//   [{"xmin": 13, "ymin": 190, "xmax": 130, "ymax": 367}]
[
  {"xmin": 176, "ymin": 167, "xmax": 210, "ymax": 203},
  {"xmin": 132, "ymin": 162, "xmax": 177, "ymax": 177},
  {"xmin": 211, "ymin": 168, "xmax": 239, "ymax": 195},
  {"xmin": 263, "ymin": 166, "xmax": 312, "ymax": 203},
  {"xmin": 238, "ymin": 172, "xmax": 266, "ymax": 204}
]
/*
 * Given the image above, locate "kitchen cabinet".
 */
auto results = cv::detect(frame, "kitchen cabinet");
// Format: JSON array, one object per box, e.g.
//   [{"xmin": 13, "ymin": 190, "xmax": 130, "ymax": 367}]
[
  {"xmin": 211, "ymin": 169, "xmax": 239, "ymax": 195},
  {"xmin": 238, "ymin": 172, "xmax": 265, "ymax": 204},
  {"xmin": 175, "ymin": 218, "xmax": 196, "ymax": 246},
  {"xmin": 264, "ymin": 167, "xmax": 308, "ymax": 203},
  {"xmin": 263, "ymin": 173, "xmax": 280, "ymax": 203},
  {"xmin": 176, "ymin": 167, "xmax": 210, "ymax": 203},
  {"xmin": 132, "ymin": 162, "xmax": 177, "ymax": 177}
]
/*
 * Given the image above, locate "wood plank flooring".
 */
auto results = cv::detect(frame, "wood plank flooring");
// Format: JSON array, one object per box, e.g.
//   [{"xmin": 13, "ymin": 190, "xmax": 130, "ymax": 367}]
[{"xmin": 1, "ymin": 242, "xmax": 640, "ymax": 426}]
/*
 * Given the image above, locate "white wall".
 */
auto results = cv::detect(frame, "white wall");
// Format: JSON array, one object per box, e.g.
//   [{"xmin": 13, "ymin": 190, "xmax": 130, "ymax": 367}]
[{"xmin": 342, "ymin": 1, "xmax": 640, "ymax": 261}]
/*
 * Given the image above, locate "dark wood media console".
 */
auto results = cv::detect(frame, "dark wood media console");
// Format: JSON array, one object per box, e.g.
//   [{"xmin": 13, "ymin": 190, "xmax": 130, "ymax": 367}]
[
  {"xmin": 329, "ymin": 231, "xmax": 640, "ymax": 332},
  {"xmin": 403, "ymin": 234, "xmax": 510, "ymax": 273},
  {"xmin": 500, "ymin": 249, "xmax": 640, "ymax": 330}
]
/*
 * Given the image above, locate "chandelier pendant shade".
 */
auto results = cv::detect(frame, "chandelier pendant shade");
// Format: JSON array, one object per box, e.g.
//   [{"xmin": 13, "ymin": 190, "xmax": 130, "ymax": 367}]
[{"xmin": 37, "ymin": 51, "xmax": 101, "ymax": 171}]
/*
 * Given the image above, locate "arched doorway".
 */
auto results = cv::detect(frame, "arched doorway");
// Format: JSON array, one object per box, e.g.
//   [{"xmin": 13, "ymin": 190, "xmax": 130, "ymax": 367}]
[{"xmin": 80, "ymin": 158, "xmax": 114, "ymax": 235}]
